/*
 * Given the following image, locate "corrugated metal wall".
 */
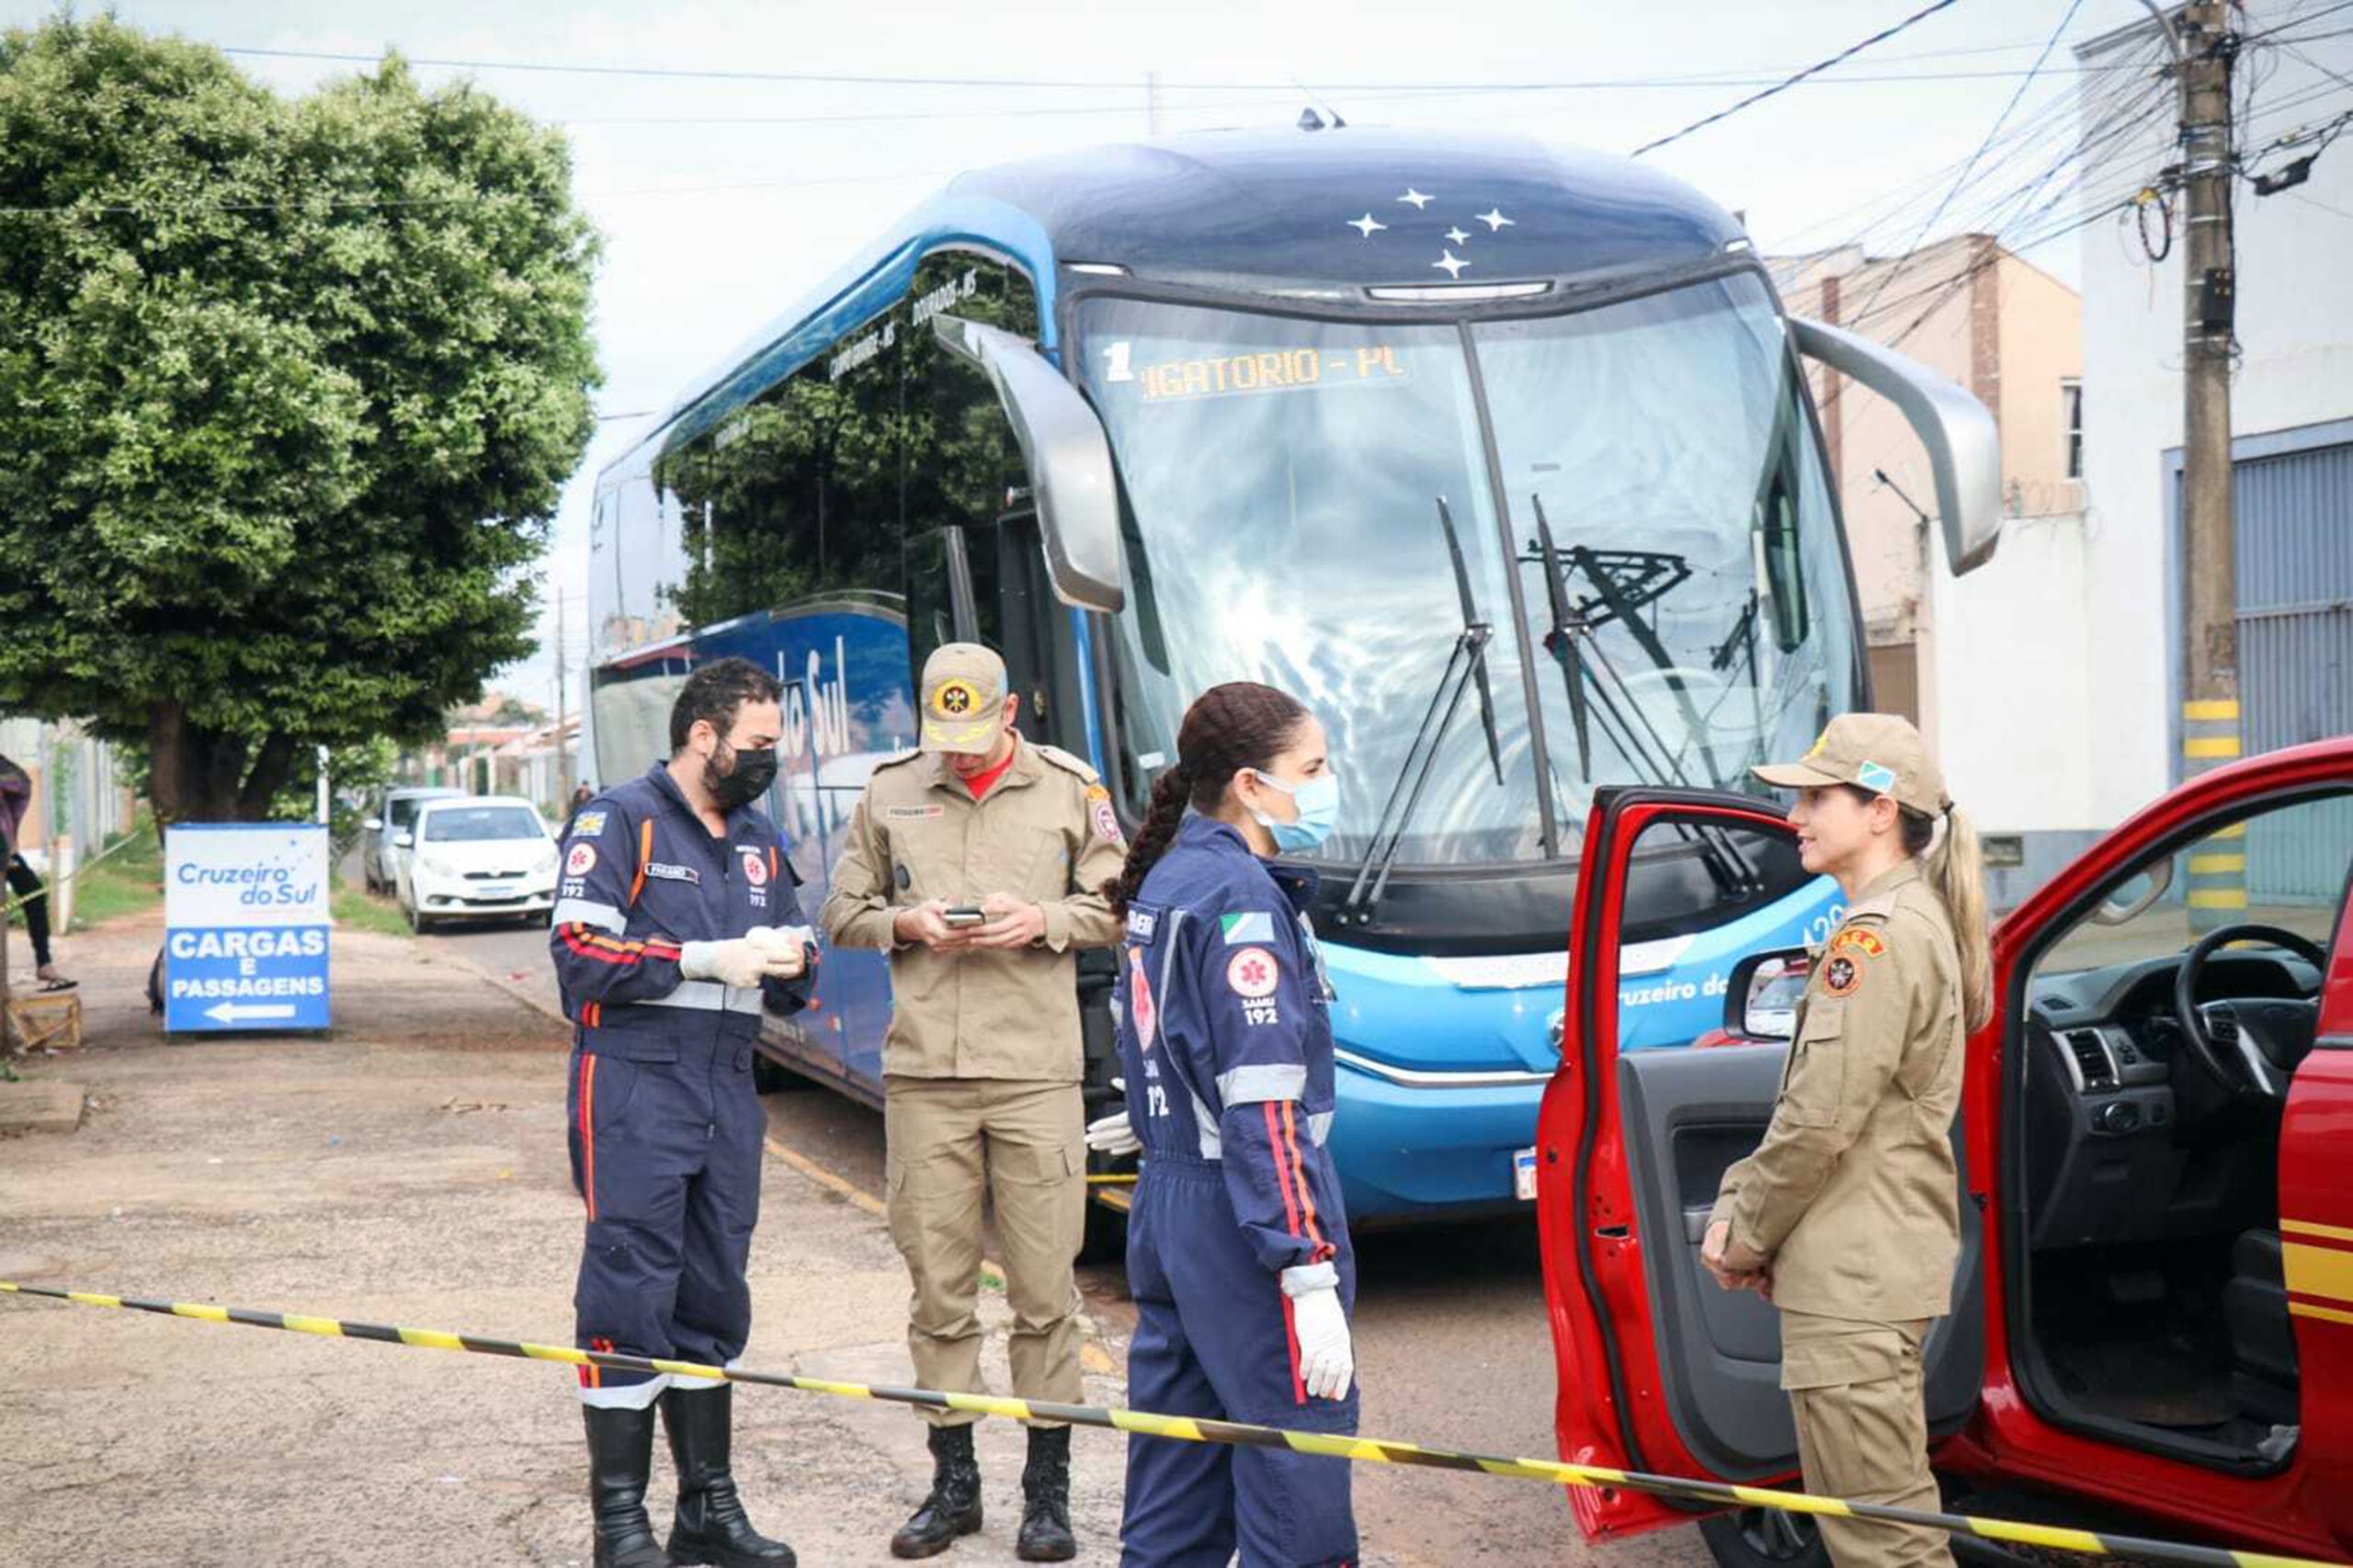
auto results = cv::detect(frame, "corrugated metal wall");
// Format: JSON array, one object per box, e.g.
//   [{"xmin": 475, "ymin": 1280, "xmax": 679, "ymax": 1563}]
[{"xmin": 2235, "ymin": 437, "xmax": 2353, "ymax": 902}]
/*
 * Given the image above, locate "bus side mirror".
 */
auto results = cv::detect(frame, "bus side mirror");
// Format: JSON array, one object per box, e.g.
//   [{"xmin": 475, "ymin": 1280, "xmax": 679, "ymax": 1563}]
[
  {"xmin": 1789, "ymin": 315, "xmax": 2002, "ymax": 574},
  {"xmin": 932, "ymin": 314, "xmax": 1124, "ymax": 614}
]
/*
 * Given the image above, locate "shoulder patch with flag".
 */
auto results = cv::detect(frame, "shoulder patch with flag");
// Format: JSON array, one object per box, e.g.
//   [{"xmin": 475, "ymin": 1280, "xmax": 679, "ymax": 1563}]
[{"xmin": 1220, "ymin": 910, "xmax": 1277, "ymax": 945}]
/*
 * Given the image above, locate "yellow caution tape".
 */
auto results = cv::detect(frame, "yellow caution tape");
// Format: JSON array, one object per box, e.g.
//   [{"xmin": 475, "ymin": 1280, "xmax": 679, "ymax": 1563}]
[{"xmin": 1, "ymin": 1280, "xmax": 2336, "ymax": 1568}]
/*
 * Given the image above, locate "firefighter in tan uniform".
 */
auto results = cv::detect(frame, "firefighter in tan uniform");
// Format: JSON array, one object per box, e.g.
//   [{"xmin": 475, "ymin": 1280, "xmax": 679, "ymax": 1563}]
[
  {"xmin": 1701, "ymin": 713, "xmax": 1995, "ymax": 1568},
  {"xmin": 821, "ymin": 642, "xmax": 1126, "ymax": 1562}
]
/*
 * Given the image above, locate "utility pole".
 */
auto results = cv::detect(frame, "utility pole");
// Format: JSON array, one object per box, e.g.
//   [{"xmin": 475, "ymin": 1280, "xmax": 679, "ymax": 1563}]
[
  {"xmin": 2173, "ymin": 0, "xmax": 2245, "ymax": 928},
  {"xmin": 555, "ymin": 590, "xmax": 572, "ymax": 809}
]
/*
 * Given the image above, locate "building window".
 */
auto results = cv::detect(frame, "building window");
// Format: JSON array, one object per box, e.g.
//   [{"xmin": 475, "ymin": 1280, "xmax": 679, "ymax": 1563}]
[{"xmin": 2062, "ymin": 379, "xmax": 2084, "ymax": 480}]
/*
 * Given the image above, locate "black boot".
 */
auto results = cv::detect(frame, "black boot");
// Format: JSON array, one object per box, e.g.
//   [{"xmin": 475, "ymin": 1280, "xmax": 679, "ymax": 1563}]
[
  {"xmin": 663, "ymin": 1384, "xmax": 797, "ymax": 1567},
  {"xmin": 890, "ymin": 1422, "xmax": 983, "ymax": 1559},
  {"xmin": 1016, "ymin": 1426, "xmax": 1076, "ymax": 1562},
  {"xmin": 583, "ymin": 1403, "xmax": 669, "ymax": 1568}
]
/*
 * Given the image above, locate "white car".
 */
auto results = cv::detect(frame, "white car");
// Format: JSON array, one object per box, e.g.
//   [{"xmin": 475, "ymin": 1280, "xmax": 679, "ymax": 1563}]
[{"xmin": 394, "ymin": 796, "xmax": 560, "ymax": 932}]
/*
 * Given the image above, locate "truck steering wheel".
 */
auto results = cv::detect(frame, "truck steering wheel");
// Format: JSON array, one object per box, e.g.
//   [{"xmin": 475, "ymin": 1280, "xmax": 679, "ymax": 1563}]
[{"xmin": 2171, "ymin": 923, "xmax": 2327, "ymax": 1100}]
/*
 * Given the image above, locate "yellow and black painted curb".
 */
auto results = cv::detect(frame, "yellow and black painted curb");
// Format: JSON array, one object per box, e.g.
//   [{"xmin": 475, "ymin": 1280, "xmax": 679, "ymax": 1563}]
[{"xmin": 2, "ymin": 1280, "xmax": 2337, "ymax": 1568}]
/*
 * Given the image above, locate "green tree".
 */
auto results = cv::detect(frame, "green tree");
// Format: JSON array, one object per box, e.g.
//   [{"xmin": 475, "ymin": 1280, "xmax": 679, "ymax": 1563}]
[{"xmin": 0, "ymin": 19, "xmax": 598, "ymax": 823}]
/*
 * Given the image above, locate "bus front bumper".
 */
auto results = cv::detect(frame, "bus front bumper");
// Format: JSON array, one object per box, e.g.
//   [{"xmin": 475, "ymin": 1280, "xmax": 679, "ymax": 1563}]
[{"xmin": 1325, "ymin": 1050, "xmax": 1554, "ymax": 1225}]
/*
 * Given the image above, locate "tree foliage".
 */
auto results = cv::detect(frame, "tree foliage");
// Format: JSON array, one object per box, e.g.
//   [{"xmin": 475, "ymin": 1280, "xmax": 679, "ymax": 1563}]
[{"xmin": 0, "ymin": 18, "xmax": 598, "ymax": 822}]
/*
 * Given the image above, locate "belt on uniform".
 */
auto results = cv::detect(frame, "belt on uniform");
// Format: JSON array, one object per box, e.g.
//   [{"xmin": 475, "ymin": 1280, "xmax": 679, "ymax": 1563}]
[{"xmin": 630, "ymin": 980, "xmax": 766, "ymax": 1017}]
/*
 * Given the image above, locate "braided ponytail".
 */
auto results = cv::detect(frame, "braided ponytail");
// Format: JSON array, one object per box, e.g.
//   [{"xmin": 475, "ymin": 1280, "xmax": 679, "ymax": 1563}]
[
  {"xmin": 1107, "ymin": 766, "xmax": 1193, "ymax": 917},
  {"xmin": 1102, "ymin": 681, "xmax": 1312, "ymax": 916}
]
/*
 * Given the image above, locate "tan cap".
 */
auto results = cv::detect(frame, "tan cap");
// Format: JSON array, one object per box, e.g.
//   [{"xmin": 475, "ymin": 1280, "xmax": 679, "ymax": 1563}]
[
  {"xmin": 1753, "ymin": 712, "xmax": 1951, "ymax": 816},
  {"xmin": 917, "ymin": 642, "xmax": 1009, "ymax": 754}
]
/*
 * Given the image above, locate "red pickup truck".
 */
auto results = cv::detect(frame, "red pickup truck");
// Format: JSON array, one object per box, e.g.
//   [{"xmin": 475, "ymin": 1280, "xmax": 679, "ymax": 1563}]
[{"xmin": 1539, "ymin": 737, "xmax": 2353, "ymax": 1565}]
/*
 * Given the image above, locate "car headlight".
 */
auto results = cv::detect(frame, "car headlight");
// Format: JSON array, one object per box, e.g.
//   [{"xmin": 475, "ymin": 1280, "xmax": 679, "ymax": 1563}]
[{"xmin": 416, "ymin": 855, "xmax": 454, "ymax": 878}]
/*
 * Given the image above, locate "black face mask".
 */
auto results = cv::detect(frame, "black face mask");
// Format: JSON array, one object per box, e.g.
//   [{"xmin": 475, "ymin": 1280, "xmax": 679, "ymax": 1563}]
[{"xmin": 704, "ymin": 742, "xmax": 779, "ymax": 812}]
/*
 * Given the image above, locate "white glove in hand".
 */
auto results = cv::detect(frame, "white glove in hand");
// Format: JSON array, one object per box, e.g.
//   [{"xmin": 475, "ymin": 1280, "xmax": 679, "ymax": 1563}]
[
  {"xmin": 744, "ymin": 925, "xmax": 814, "ymax": 979},
  {"xmin": 1085, "ymin": 1077, "xmax": 1141, "ymax": 1157},
  {"xmin": 679, "ymin": 938, "xmax": 775, "ymax": 990},
  {"xmin": 1281, "ymin": 1263, "xmax": 1354, "ymax": 1402}
]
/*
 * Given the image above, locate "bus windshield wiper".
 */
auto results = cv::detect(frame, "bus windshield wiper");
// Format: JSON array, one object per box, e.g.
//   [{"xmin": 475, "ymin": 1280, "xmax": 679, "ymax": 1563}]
[
  {"xmin": 1336, "ymin": 496, "xmax": 1505, "ymax": 927},
  {"xmin": 1522, "ymin": 496, "xmax": 1757, "ymax": 898}
]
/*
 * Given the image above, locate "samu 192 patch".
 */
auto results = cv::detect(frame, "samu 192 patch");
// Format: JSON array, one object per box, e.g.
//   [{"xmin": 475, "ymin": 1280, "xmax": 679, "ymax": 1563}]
[
  {"xmin": 1830, "ymin": 926, "xmax": 1886, "ymax": 960},
  {"xmin": 1822, "ymin": 955, "xmax": 1862, "ymax": 996}
]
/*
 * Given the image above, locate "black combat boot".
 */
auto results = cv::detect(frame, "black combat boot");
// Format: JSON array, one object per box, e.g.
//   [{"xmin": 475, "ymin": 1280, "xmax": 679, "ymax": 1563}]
[
  {"xmin": 583, "ymin": 1403, "xmax": 670, "ymax": 1568},
  {"xmin": 1015, "ymin": 1425, "xmax": 1076, "ymax": 1562},
  {"xmin": 662, "ymin": 1384, "xmax": 798, "ymax": 1567},
  {"xmin": 890, "ymin": 1422, "xmax": 983, "ymax": 1559}
]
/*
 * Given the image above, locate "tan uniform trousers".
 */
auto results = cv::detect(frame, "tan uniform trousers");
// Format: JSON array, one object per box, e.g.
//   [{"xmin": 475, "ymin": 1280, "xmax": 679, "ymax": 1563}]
[
  {"xmin": 884, "ymin": 1074, "xmax": 1086, "ymax": 1428},
  {"xmin": 1779, "ymin": 1311, "xmax": 1954, "ymax": 1568}
]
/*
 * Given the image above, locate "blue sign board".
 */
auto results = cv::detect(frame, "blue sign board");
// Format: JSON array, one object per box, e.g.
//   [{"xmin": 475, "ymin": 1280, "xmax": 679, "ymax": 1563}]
[{"xmin": 163, "ymin": 824, "xmax": 331, "ymax": 1033}]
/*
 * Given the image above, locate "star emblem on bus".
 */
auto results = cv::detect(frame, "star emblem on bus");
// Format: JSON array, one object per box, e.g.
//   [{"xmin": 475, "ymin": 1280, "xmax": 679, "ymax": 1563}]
[
  {"xmin": 1476, "ymin": 207, "xmax": 1516, "ymax": 232},
  {"xmin": 1348, "ymin": 212, "xmax": 1387, "ymax": 238},
  {"xmin": 1445, "ymin": 225, "xmax": 1471, "ymax": 245},
  {"xmin": 1397, "ymin": 187, "xmax": 1434, "ymax": 209},
  {"xmin": 1433, "ymin": 250, "xmax": 1469, "ymax": 278}
]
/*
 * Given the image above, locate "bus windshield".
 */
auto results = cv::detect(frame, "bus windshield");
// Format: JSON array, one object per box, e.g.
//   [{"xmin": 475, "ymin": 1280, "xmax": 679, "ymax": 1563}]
[{"xmin": 1076, "ymin": 271, "xmax": 1859, "ymax": 869}]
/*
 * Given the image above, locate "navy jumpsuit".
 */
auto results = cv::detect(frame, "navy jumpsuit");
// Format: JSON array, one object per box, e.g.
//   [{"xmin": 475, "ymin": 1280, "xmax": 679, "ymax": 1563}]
[
  {"xmin": 549, "ymin": 764, "xmax": 814, "ymax": 1407},
  {"xmin": 1112, "ymin": 815, "xmax": 1358, "ymax": 1568}
]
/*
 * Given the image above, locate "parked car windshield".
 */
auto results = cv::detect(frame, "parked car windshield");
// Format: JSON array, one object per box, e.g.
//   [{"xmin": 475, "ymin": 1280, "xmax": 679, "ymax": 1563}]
[{"xmin": 422, "ymin": 805, "xmax": 546, "ymax": 843}]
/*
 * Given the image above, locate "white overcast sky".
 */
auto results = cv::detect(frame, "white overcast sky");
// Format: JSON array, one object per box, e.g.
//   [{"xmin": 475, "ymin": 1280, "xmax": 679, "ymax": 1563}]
[{"xmin": 15, "ymin": 0, "xmax": 2194, "ymax": 716}]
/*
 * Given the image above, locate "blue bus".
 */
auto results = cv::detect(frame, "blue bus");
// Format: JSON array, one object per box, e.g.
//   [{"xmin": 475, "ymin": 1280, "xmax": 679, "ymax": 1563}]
[{"xmin": 586, "ymin": 126, "xmax": 1998, "ymax": 1231}]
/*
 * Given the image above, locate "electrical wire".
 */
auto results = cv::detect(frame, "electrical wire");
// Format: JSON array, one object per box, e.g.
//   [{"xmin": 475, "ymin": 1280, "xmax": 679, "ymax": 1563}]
[
  {"xmin": 1631, "ymin": 0, "xmax": 1964, "ymax": 155},
  {"xmin": 1843, "ymin": 0, "xmax": 2091, "ymax": 327},
  {"xmin": 1769, "ymin": 30, "xmax": 2170, "ymax": 264},
  {"xmin": 214, "ymin": 39, "xmax": 2149, "ymax": 97},
  {"xmin": 2238, "ymin": 0, "xmax": 2353, "ymax": 46}
]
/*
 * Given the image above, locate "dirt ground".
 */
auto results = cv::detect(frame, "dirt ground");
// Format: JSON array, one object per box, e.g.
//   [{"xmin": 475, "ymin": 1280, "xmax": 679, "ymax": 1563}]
[{"xmin": 0, "ymin": 912, "xmax": 1155, "ymax": 1567}]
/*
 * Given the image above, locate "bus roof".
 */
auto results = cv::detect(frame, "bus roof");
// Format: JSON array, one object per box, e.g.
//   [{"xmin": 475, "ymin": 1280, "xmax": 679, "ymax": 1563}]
[{"xmin": 602, "ymin": 127, "xmax": 1745, "ymax": 483}]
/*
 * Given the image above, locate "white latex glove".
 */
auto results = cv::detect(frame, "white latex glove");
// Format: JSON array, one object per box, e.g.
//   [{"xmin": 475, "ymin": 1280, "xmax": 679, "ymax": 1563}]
[
  {"xmin": 744, "ymin": 925, "xmax": 814, "ymax": 979},
  {"xmin": 679, "ymin": 938, "xmax": 779, "ymax": 990},
  {"xmin": 1281, "ymin": 1263, "xmax": 1354, "ymax": 1402},
  {"xmin": 1085, "ymin": 1076, "xmax": 1141, "ymax": 1156}
]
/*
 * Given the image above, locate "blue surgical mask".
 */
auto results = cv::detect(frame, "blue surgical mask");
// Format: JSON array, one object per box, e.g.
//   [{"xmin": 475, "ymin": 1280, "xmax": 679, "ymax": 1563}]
[{"xmin": 1249, "ymin": 769, "xmax": 1340, "ymax": 855}]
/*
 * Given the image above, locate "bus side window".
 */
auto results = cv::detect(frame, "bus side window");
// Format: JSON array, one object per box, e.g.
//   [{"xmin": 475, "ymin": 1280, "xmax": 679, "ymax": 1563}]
[
  {"xmin": 904, "ymin": 525, "xmax": 982, "ymax": 673},
  {"xmin": 901, "ymin": 254, "xmax": 1057, "ymax": 736}
]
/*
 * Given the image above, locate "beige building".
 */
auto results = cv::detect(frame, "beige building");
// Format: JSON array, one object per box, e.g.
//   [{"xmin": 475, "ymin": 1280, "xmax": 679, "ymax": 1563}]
[{"xmin": 1772, "ymin": 235, "xmax": 2085, "ymax": 744}]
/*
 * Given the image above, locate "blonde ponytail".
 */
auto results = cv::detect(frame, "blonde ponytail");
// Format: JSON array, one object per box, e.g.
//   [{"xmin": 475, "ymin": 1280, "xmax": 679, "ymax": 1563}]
[{"xmin": 1927, "ymin": 805, "xmax": 1994, "ymax": 1033}]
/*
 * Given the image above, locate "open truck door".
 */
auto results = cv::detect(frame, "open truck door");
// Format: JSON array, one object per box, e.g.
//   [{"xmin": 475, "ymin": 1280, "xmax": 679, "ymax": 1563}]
[{"xmin": 1534, "ymin": 786, "xmax": 1985, "ymax": 1547}]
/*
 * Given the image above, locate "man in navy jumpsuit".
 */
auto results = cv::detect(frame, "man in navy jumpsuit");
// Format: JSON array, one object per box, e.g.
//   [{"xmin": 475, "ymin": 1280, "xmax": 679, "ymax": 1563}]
[
  {"xmin": 550, "ymin": 657, "xmax": 814, "ymax": 1568},
  {"xmin": 1110, "ymin": 816, "xmax": 1358, "ymax": 1568}
]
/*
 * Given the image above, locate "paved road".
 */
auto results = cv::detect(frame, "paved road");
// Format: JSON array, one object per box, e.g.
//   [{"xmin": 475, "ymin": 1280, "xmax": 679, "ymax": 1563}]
[
  {"xmin": 384, "ymin": 892, "xmax": 1714, "ymax": 1566},
  {"xmin": 758, "ymin": 1082, "xmax": 1712, "ymax": 1568}
]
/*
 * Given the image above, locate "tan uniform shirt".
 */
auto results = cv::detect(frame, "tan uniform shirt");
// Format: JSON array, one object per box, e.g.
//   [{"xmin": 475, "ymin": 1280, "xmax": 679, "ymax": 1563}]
[
  {"xmin": 1709, "ymin": 860, "xmax": 1967, "ymax": 1323},
  {"xmin": 820, "ymin": 738, "xmax": 1126, "ymax": 1083}
]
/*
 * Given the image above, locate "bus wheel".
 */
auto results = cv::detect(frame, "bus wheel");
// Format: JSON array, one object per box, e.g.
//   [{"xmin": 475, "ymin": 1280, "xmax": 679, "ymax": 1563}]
[
  {"xmin": 1079, "ymin": 1188, "xmax": 1129, "ymax": 1266},
  {"xmin": 1699, "ymin": 1508, "xmax": 1826, "ymax": 1568},
  {"xmin": 752, "ymin": 1047, "xmax": 813, "ymax": 1095},
  {"xmin": 1078, "ymin": 1139, "xmax": 1131, "ymax": 1265}
]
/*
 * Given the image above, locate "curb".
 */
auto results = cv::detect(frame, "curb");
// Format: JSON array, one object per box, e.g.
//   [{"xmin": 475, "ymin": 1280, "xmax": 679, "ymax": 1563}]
[{"xmin": 424, "ymin": 947, "xmax": 567, "ymax": 1027}]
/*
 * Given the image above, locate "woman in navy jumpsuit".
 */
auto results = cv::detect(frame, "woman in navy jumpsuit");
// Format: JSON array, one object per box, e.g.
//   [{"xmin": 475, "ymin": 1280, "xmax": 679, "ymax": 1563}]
[{"xmin": 1093, "ymin": 681, "xmax": 1359, "ymax": 1568}]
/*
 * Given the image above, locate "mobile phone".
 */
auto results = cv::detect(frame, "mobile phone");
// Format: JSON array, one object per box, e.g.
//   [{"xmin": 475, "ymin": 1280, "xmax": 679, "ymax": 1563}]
[{"xmin": 943, "ymin": 905, "xmax": 987, "ymax": 929}]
